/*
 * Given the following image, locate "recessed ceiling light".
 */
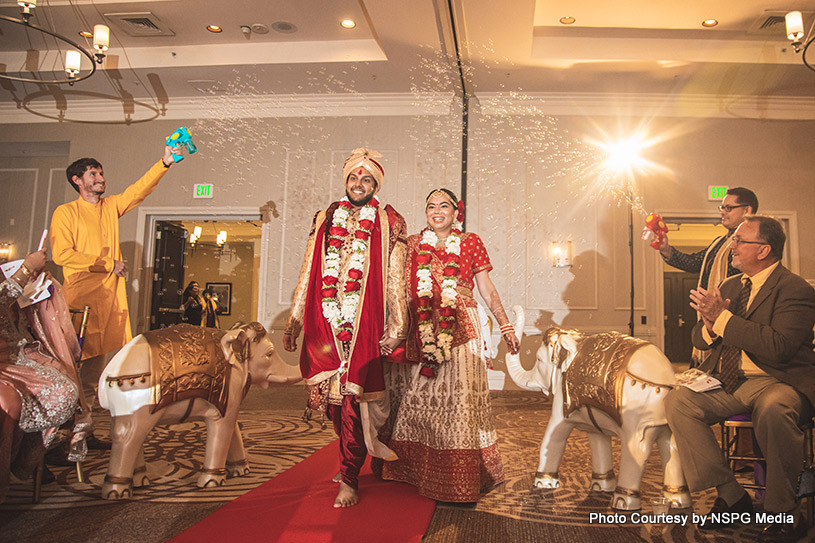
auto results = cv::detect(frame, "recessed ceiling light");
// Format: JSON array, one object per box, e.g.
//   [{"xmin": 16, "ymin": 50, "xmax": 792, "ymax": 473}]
[
  {"xmin": 559, "ymin": 16, "xmax": 576, "ymax": 25},
  {"xmin": 206, "ymin": 25, "xmax": 223, "ymax": 33},
  {"xmin": 702, "ymin": 19, "xmax": 718, "ymax": 28},
  {"xmin": 340, "ymin": 19, "xmax": 356, "ymax": 29},
  {"xmin": 79, "ymin": 30, "xmax": 93, "ymax": 38}
]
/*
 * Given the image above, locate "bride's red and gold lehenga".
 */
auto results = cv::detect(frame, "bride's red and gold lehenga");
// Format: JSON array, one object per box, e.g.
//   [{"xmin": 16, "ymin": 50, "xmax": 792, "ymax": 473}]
[{"xmin": 381, "ymin": 231, "xmax": 504, "ymax": 502}]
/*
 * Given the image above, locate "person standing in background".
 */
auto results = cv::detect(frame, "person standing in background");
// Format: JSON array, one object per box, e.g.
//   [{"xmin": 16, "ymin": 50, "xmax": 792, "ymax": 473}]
[
  {"xmin": 182, "ymin": 281, "xmax": 204, "ymax": 325},
  {"xmin": 652, "ymin": 187, "xmax": 758, "ymax": 366}
]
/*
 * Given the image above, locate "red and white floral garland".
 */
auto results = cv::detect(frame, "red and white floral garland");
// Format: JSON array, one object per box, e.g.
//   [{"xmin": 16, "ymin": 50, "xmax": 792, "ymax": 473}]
[
  {"xmin": 321, "ymin": 195, "xmax": 379, "ymax": 346},
  {"xmin": 416, "ymin": 226, "xmax": 461, "ymax": 375}
]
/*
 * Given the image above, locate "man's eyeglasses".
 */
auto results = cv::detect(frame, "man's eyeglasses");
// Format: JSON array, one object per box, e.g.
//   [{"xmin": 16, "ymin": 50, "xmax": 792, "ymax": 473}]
[
  {"xmin": 719, "ymin": 204, "xmax": 748, "ymax": 212},
  {"xmin": 731, "ymin": 236, "xmax": 767, "ymax": 247}
]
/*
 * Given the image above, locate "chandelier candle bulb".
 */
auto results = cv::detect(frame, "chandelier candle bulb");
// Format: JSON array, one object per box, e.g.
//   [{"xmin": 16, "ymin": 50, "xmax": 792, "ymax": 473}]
[
  {"xmin": 93, "ymin": 24, "xmax": 110, "ymax": 52},
  {"xmin": 786, "ymin": 11, "xmax": 804, "ymax": 41},
  {"xmin": 65, "ymin": 50, "xmax": 81, "ymax": 76},
  {"xmin": 3, "ymin": 0, "xmax": 100, "ymax": 84},
  {"xmin": 18, "ymin": 0, "xmax": 36, "ymax": 21}
]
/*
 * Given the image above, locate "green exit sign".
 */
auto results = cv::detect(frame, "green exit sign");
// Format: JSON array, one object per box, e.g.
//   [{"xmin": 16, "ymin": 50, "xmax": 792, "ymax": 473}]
[
  {"xmin": 708, "ymin": 185, "xmax": 727, "ymax": 201},
  {"xmin": 193, "ymin": 184, "xmax": 213, "ymax": 199}
]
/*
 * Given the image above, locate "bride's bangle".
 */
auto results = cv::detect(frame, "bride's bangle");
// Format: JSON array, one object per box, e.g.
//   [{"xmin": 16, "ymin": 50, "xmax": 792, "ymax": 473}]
[{"xmin": 499, "ymin": 323, "xmax": 514, "ymax": 337}]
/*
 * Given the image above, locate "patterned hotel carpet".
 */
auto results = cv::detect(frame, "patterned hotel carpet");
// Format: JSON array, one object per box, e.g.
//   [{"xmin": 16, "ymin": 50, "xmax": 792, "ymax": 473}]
[
  {"xmin": 426, "ymin": 392, "xmax": 809, "ymax": 543},
  {"xmin": 0, "ymin": 413, "xmax": 335, "ymax": 509},
  {"xmin": 0, "ymin": 389, "xmax": 811, "ymax": 542}
]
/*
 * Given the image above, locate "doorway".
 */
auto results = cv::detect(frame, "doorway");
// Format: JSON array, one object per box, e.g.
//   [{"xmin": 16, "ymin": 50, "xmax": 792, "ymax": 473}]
[
  {"xmin": 136, "ymin": 208, "xmax": 264, "ymax": 333},
  {"xmin": 663, "ymin": 272, "xmax": 700, "ymax": 365},
  {"xmin": 148, "ymin": 219, "xmax": 263, "ymax": 330},
  {"xmin": 178, "ymin": 219, "xmax": 263, "ymax": 330}
]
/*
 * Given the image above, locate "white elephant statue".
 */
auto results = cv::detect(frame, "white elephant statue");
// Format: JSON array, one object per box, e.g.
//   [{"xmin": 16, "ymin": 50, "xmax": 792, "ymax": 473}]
[
  {"xmin": 504, "ymin": 306, "xmax": 691, "ymax": 511},
  {"xmin": 98, "ymin": 322, "xmax": 301, "ymax": 499}
]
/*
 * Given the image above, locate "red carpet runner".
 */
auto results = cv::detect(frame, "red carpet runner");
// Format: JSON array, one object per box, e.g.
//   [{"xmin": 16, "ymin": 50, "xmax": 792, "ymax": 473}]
[{"xmin": 169, "ymin": 440, "xmax": 436, "ymax": 543}]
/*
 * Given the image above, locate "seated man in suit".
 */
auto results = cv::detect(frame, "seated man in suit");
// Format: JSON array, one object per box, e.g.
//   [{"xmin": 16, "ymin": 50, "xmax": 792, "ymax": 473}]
[{"xmin": 665, "ymin": 215, "xmax": 815, "ymax": 542}]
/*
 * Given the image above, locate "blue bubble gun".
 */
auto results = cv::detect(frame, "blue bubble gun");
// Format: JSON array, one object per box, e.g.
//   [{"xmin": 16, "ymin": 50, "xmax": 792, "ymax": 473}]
[{"xmin": 165, "ymin": 126, "xmax": 198, "ymax": 162}]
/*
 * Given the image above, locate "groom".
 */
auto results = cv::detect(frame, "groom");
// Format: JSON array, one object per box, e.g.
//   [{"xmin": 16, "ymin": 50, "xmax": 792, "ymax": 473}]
[{"xmin": 283, "ymin": 148, "xmax": 408, "ymax": 507}]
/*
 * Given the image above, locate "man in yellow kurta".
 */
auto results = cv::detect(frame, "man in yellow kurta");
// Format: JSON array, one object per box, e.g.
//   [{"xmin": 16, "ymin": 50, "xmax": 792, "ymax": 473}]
[{"xmin": 50, "ymin": 145, "xmax": 177, "ymax": 369}]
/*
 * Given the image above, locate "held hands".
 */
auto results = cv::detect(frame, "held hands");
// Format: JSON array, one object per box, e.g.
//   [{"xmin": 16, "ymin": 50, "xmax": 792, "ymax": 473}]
[
  {"xmin": 379, "ymin": 336, "xmax": 401, "ymax": 356},
  {"xmin": 689, "ymin": 286, "xmax": 730, "ymax": 332}
]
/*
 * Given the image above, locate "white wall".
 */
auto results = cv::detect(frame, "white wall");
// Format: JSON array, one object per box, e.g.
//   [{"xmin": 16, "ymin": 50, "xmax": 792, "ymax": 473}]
[{"xmin": 2, "ymin": 105, "xmax": 814, "ymax": 387}]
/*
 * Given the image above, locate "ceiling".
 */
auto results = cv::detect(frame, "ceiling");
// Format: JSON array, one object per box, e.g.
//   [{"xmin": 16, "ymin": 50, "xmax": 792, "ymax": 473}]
[{"xmin": 1, "ymin": 0, "xmax": 815, "ymax": 123}]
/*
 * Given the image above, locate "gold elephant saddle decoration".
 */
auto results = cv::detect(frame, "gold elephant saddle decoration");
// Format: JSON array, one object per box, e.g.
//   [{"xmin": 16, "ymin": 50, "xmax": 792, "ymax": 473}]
[
  {"xmin": 562, "ymin": 331, "xmax": 649, "ymax": 427},
  {"xmin": 144, "ymin": 324, "xmax": 232, "ymax": 416}
]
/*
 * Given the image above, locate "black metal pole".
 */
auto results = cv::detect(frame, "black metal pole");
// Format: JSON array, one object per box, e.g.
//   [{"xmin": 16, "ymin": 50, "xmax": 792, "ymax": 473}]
[
  {"xmin": 629, "ymin": 197, "xmax": 635, "ymax": 336},
  {"xmin": 461, "ymin": 93, "xmax": 468, "ymax": 230},
  {"xmin": 446, "ymin": 0, "xmax": 468, "ymax": 230}
]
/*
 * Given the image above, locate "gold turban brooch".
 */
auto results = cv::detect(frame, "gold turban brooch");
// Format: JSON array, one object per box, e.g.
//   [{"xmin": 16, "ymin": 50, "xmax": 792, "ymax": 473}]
[{"xmin": 343, "ymin": 147, "xmax": 385, "ymax": 189}]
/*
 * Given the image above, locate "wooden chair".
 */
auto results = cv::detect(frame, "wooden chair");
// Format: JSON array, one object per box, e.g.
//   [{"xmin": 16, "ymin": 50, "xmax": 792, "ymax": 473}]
[
  {"xmin": 721, "ymin": 414, "xmax": 767, "ymax": 495},
  {"xmin": 32, "ymin": 305, "xmax": 90, "ymax": 503},
  {"xmin": 721, "ymin": 415, "xmax": 815, "ymax": 523},
  {"xmin": 72, "ymin": 306, "xmax": 90, "ymax": 365}
]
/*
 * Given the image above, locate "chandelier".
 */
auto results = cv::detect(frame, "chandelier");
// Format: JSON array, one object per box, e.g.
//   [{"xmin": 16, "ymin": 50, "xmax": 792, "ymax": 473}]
[{"xmin": 0, "ymin": 0, "xmax": 110, "ymax": 85}]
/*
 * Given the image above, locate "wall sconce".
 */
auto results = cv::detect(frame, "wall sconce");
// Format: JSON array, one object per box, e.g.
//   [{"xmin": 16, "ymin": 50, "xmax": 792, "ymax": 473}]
[
  {"xmin": 787, "ymin": 11, "xmax": 805, "ymax": 52},
  {"xmin": 551, "ymin": 241, "xmax": 572, "ymax": 267},
  {"xmin": 0, "ymin": 242, "xmax": 13, "ymax": 261},
  {"xmin": 216, "ymin": 230, "xmax": 227, "ymax": 246},
  {"xmin": 189, "ymin": 226, "xmax": 202, "ymax": 246}
]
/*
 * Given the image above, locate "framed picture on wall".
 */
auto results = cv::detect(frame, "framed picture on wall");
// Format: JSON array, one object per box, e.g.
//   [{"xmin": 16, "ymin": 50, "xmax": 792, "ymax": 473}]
[{"xmin": 205, "ymin": 282, "xmax": 232, "ymax": 316}]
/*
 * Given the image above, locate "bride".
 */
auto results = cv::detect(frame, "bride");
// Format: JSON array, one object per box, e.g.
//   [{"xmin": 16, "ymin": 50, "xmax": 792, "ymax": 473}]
[{"xmin": 380, "ymin": 188, "xmax": 519, "ymax": 502}]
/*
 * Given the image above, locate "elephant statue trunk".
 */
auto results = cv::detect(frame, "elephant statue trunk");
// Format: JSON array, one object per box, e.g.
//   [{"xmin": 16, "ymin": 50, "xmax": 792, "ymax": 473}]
[
  {"xmin": 504, "ymin": 309, "xmax": 691, "ymax": 512},
  {"xmin": 504, "ymin": 306, "xmax": 546, "ymax": 393}
]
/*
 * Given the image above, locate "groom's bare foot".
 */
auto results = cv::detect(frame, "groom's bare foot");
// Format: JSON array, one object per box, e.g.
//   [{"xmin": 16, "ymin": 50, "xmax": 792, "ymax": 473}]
[
  {"xmin": 333, "ymin": 482, "xmax": 359, "ymax": 508},
  {"xmin": 332, "ymin": 472, "xmax": 342, "ymax": 483}
]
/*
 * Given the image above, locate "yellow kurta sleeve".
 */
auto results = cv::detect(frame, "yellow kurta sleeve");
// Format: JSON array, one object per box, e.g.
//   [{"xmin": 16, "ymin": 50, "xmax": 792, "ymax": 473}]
[
  {"xmin": 285, "ymin": 210, "xmax": 325, "ymax": 337},
  {"xmin": 50, "ymin": 205, "xmax": 114, "ymax": 273},
  {"xmin": 110, "ymin": 160, "xmax": 170, "ymax": 217}
]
